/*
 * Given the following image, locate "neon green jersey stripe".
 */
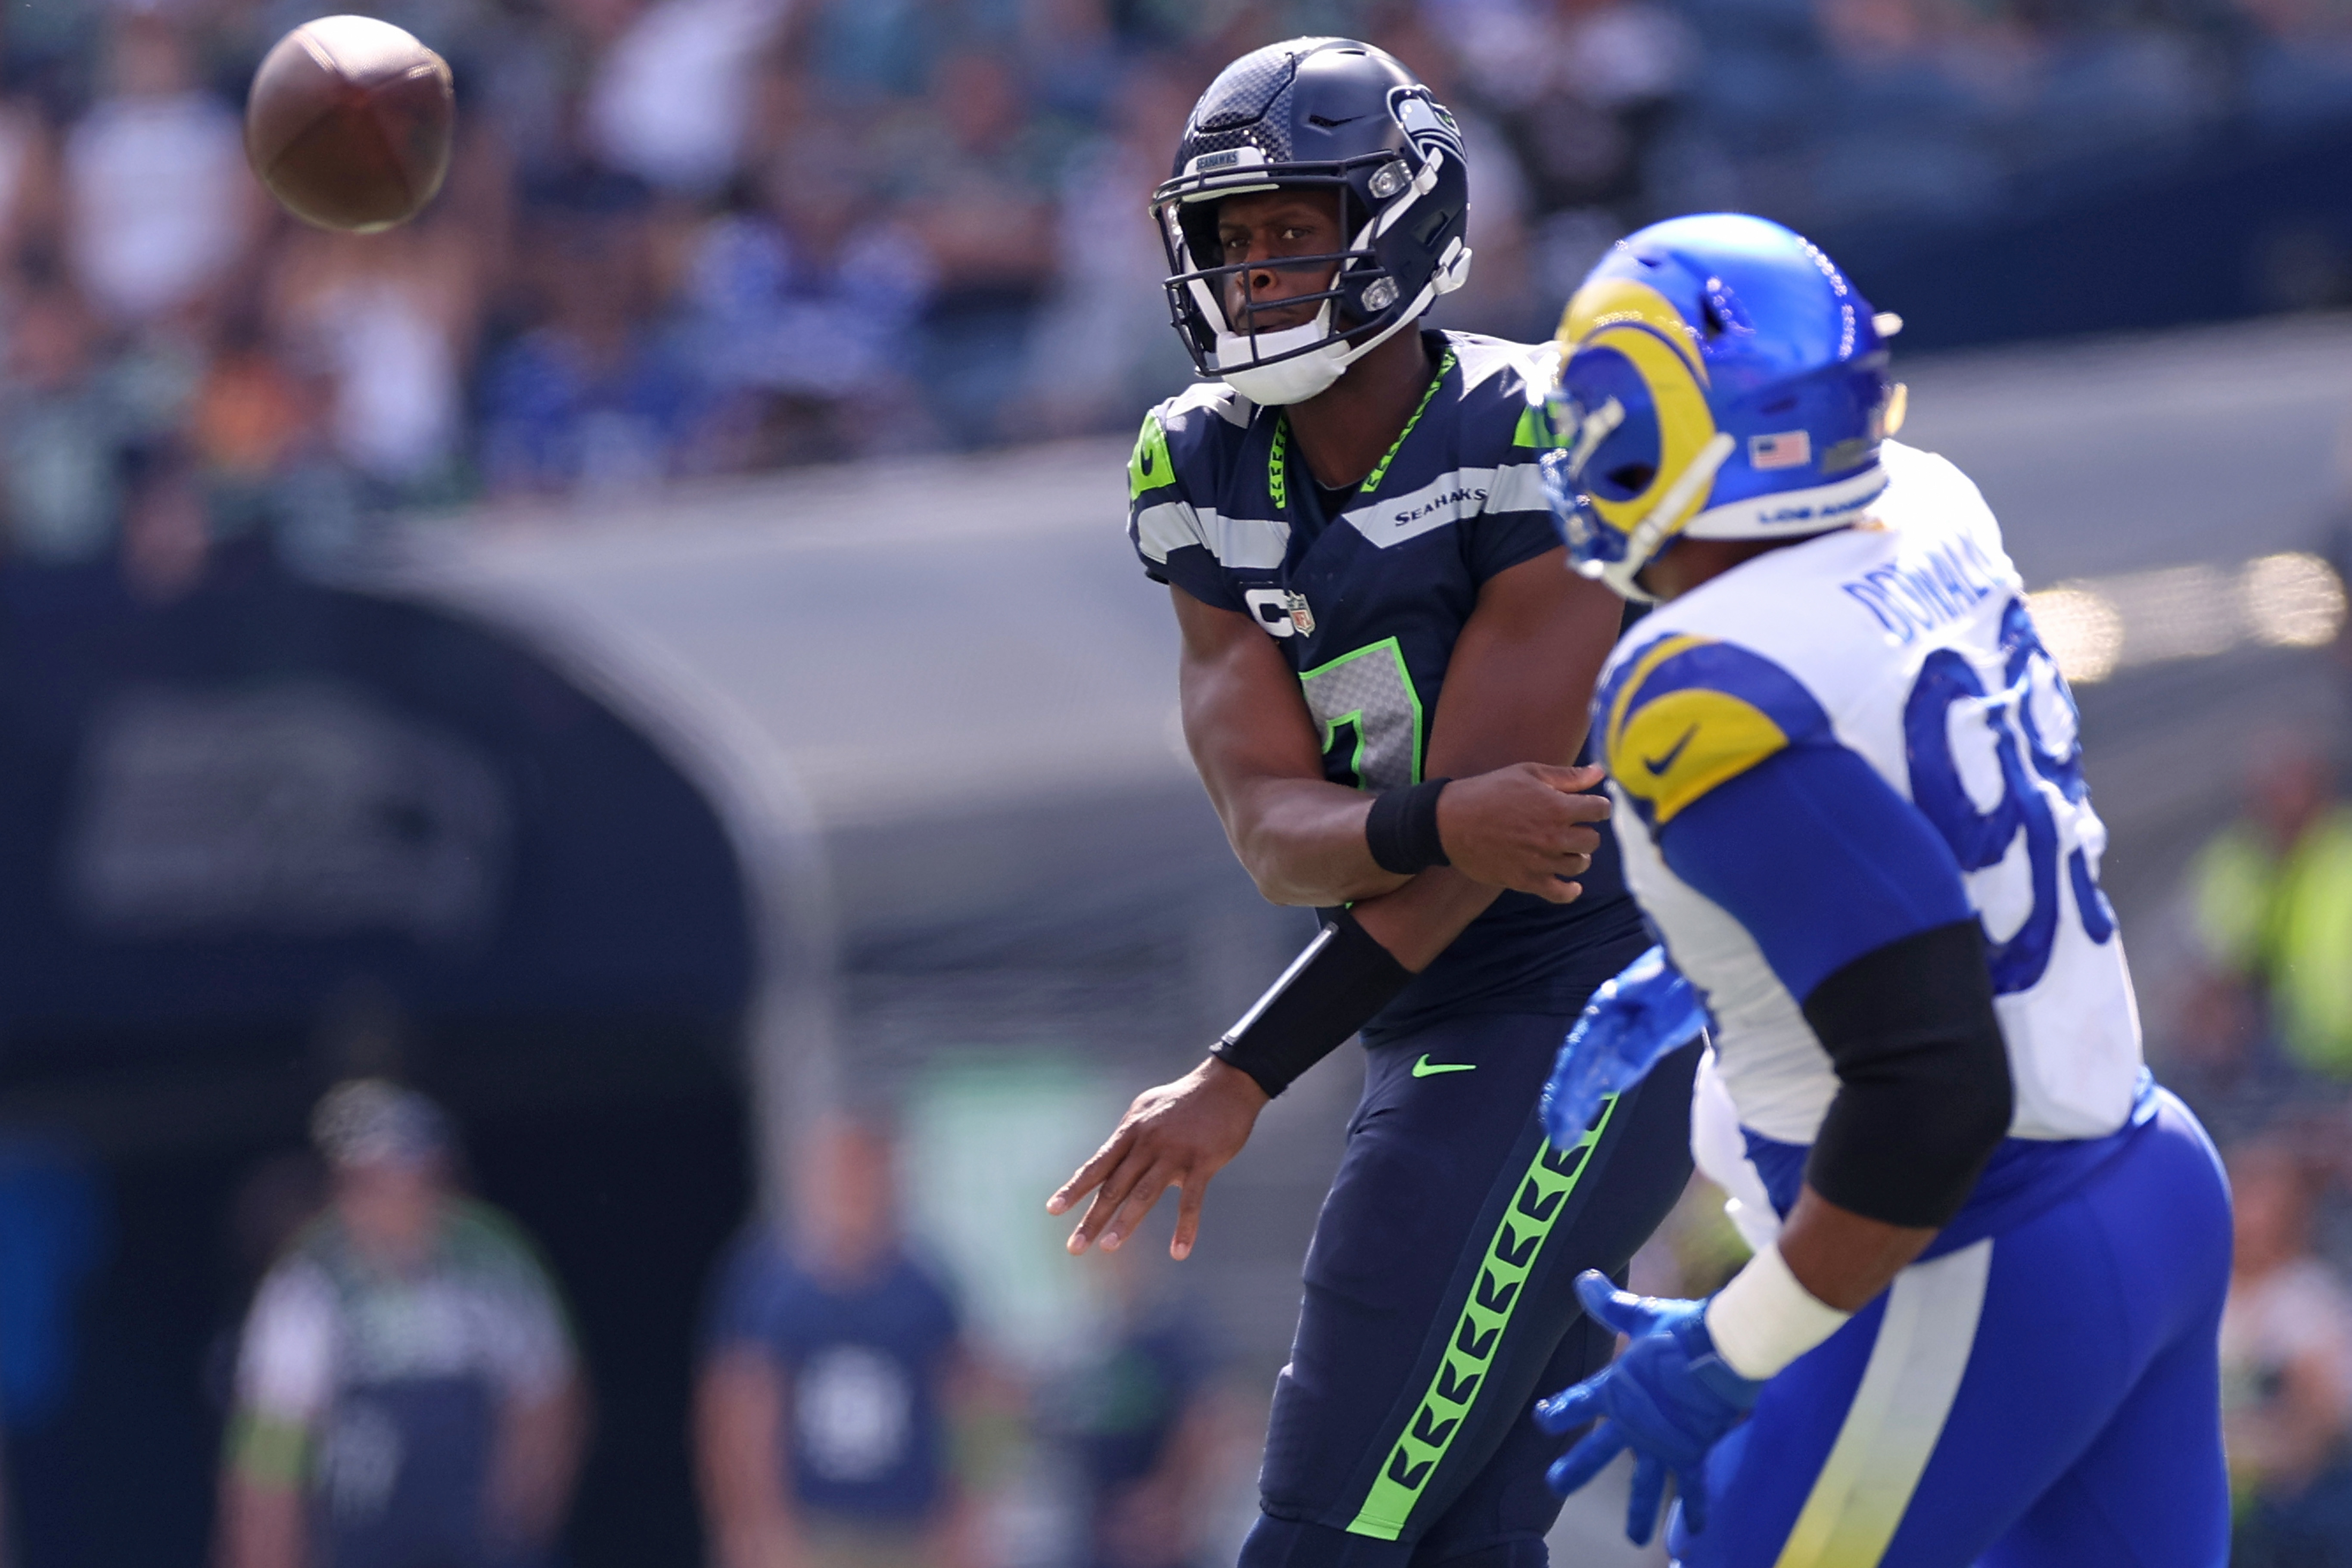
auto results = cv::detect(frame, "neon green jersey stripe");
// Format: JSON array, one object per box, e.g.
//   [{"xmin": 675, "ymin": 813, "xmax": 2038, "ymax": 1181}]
[{"xmin": 1344, "ymin": 1093, "xmax": 1621, "ymax": 1540}]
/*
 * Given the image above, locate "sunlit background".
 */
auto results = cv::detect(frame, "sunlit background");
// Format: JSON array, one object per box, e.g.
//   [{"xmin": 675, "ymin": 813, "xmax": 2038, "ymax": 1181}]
[{"xmin": 0, "ymin": 0, "xmax": 2350, "ymax": 1564}]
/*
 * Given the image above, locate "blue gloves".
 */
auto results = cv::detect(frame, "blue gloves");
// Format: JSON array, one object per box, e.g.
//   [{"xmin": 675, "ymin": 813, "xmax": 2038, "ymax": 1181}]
[
  {"xmin": 1541, "ymin": 945, "xmax": 1708, "ymax": 1148},
  {"xmin": 1535, "ymin": 1271, "xmax": 1763, "ymax": 1546}
]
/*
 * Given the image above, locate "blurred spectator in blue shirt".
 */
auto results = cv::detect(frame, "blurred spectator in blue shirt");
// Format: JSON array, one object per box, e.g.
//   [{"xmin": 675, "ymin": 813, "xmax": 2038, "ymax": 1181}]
[
  {"xmin": 697, "ymin": 1116, "xmax": 972, "ymax": 1568},
  {"xmin": 478, "ymin": 176, "xmax": 712, "ymax": 498},
  {"xmin": 681, "ymin": 118, "xmax": 937, "ymax": 466}
]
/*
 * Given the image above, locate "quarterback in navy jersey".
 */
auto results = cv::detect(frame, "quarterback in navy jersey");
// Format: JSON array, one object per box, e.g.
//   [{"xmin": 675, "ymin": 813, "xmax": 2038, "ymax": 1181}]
[{"xmin": 1049, "ymin": 38, "xmax": 1698, "ymax": 1568}]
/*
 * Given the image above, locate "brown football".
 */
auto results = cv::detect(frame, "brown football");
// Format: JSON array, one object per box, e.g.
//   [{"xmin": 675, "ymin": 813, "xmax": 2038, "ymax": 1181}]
[{"xmin": 244, "ymin": 15, "xmax": 453, "ymax": 233}]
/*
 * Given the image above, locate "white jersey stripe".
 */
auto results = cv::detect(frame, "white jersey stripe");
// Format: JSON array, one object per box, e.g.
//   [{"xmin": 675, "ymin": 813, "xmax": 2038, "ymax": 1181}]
[
  {"xmin": 1132, "ymin": 501, "xmax": 1291, "ymax": 571},
  {"xmin": 1484, "ymin": 461, "xmax": 1553, "ymax": 520}
]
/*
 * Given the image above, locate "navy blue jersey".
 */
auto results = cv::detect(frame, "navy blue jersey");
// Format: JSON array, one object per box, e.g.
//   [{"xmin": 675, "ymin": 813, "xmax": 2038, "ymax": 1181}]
[
  {"xmin": 703, "ymin": 1231, "xmax": 961, "ymax": 1527},
  {"xmin": 1127, "ymin": 330, "xmax": 1640, "ymax": 1036}
]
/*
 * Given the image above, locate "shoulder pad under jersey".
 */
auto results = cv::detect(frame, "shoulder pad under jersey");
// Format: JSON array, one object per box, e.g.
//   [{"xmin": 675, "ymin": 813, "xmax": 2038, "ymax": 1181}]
[{"xmin": 1596, "ymin": 634, "xmax": 1833, "ymax": 830}]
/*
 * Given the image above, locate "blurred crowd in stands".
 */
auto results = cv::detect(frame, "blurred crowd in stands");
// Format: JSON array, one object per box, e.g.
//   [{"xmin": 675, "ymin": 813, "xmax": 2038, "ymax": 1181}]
[
  {"xmin": 2168, "ymin": 726, "xmax": 2352, "ymax": 1565},
  {"xmin": 197, "ymin": 1091, "xmax": 1251, "ymax": 1568},
  {"xmin": 201, "ymin": 1086, "xmax": 1233, "ymax": 1568},
  {"xmin": 0, "ymin": 0, "xmax": 2348, "ymax": 574}
]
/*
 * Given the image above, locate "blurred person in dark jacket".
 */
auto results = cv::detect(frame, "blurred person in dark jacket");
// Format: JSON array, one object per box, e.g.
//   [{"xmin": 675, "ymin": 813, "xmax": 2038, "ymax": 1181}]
[
  {"xmin": 2225, "ymin": 1138, "xmax": 2352, "ymax": 1565},
  {"xmin": 1042, "ymin": 1246, "xmax": 1228, "ymax": 1568},
  {"xmin": 1021, "ymin": 58, "xmax": 1200, "ymax": 439},
  {"xmin": 696, "ymin": 1116, "xmax": 973, "ymax": 1568},
  {"xmin": 886, "ymin": 48, "xmax": 1065, "ymax": 448},
  {"xmin": 118, "ymin": 439, "xmax": 215, "ymax": 602},
  {"xmin": 0, "ymin": 279, "xmax": 129, "ymax": 565},
  {"xmin": 216, "ymin": 1081, "xmax": 588, "ymax": 1568}
]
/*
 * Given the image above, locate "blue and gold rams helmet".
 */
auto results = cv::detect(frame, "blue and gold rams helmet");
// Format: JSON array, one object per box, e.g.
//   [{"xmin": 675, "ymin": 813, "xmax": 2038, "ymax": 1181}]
[{"xmin": 1533, "ymin": 213, "xmax": 1907, "ymax": 600}]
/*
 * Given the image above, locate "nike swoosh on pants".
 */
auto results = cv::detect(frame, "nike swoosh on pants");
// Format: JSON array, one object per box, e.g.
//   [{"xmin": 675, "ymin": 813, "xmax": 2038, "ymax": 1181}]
[{"xmin": 1412, "ymin": 1055, "xmax": 1476, "ymax": 1078}]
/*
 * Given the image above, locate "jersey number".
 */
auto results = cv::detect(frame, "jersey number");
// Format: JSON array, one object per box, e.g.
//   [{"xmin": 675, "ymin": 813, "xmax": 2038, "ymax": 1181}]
[
  {"xmin": 1300, "ymin": 639, "xmax": 1425, "ymax": 792},
  {"xmin": 1902, "ymin": 598, "xmax": 2115, "ymax": 995}
]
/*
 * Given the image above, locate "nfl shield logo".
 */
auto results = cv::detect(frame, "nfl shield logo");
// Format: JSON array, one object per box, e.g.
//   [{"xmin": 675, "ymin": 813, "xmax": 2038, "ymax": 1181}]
[
  {"xmin": 1286, "ymin": 592, "xmax": 1316, "ymax": 636},
  {"xmin": 1749, "ymin": 431, "xmax": 1811, "ymax": 471}
]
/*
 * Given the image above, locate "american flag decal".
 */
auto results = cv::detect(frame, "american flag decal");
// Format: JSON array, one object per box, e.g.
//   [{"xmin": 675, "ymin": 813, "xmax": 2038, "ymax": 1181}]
[{"xmin": 1749, "ymin": 431, "xmax": 1811, "ymax": 470}]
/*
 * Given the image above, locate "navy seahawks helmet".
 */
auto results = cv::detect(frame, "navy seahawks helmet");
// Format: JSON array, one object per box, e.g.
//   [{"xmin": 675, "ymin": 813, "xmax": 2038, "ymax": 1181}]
[{"xmin": 1153, "ymin": 38, "xmax": 1472, "ymax": 406}]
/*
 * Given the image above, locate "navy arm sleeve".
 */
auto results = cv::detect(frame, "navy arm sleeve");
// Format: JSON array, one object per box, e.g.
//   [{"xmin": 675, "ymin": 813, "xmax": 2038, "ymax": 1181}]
[{"xmin": 1657, "ymin": 743, "xmax": 2014, "ymax": 1228}]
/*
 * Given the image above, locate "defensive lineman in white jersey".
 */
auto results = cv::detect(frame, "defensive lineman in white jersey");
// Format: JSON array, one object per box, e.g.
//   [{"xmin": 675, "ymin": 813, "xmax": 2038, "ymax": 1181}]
[{"xmin": 1524, "ymin": 214, "xmax": 2232, "ymax": 1567}]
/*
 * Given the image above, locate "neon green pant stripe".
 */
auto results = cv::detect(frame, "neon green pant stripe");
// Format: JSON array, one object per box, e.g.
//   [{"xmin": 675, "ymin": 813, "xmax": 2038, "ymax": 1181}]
[{"xmin": 1344, "ymin": 1095, "xmax": 1620, "ymax": 1541}]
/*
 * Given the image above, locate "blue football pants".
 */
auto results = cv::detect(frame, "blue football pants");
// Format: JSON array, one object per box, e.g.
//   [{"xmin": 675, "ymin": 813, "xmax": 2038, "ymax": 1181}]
[{"xmin": 1673, "ymin": 1089, "xmax": 2232, "ymax": 1568}]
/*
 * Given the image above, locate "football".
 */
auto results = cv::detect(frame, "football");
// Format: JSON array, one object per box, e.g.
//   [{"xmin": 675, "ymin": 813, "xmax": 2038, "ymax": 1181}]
[{"xmin": 244, "ymin": 15, "xmax": 454, "ymax": 233}]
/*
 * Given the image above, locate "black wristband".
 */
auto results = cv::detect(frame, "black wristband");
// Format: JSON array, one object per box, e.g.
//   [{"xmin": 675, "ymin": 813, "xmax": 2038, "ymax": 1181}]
[
  {"xmin": 1209, "ymin": 908, "xmax": 1414, "ymax": 1098},
  {"xmin": 1366, "ymin": 778, "xmax": 1453, "ymax": 876}
]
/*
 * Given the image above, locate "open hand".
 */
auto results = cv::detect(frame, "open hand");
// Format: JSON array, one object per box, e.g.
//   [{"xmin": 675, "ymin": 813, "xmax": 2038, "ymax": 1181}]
[
  {"xmin": 1048, "ymin": 1057, "xmax": 1268, "ymax": 1260},
  {"xmin": 1536, "ymin": 1272, "xmax": 1761, "ymax": 1546},
  {"xmin": 1437, "ymin": 763, "xmax": 1612, "ymax": 902}
]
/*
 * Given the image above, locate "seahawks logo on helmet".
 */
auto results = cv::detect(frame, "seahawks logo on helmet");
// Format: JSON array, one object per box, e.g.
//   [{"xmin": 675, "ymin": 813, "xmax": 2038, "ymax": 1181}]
[{"xmin": 1153, "ymin": 38, "xmax": 1472, "ymax": 407}]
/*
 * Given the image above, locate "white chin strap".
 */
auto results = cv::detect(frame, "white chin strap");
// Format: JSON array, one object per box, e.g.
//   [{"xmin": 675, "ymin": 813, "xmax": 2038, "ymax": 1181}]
[
  {"xmin": 1216, "ymin": 305, "xmax": 1356, "ymax": 406},
  {"xmin": 1207, "ymin": 232, "xmax": 1473, "ymax": 407}
]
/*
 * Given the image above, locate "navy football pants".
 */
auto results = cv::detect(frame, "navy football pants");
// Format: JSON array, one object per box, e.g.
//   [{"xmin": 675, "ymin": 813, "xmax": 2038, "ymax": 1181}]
[{"xmin": 1240, "ymin": 999, "xmax": 1701, "ymax": 1568}]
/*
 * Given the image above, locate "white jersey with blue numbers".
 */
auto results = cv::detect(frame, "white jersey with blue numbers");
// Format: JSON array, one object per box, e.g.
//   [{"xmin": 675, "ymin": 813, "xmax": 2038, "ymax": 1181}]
[{"xmin": 1595, "ymin": 439, "xmax": 2144, "ymax": 1151}]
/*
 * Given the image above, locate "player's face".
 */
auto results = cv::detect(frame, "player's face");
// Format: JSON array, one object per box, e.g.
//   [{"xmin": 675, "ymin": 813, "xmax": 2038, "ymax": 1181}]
[{"xmin": 1217, "ymin": 189, "xmax": 1344, "ymax": 334}]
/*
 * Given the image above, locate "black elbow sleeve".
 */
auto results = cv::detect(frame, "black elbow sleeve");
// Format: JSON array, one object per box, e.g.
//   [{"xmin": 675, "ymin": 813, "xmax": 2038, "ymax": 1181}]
[
  {"xmin": 1800, "ymin": 919, "xmax": 2014, "ymax": 1229},
  {"xmin": 1210, "ymin": 908, "xmax": 1412, "ymax": 1098}
]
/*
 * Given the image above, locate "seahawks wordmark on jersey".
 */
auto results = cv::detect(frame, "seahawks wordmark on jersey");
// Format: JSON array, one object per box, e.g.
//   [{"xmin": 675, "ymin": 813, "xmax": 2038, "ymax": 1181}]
[
  {"xmin": 1128, "ymin": 330, "xmax": 1642, "ymax": 1033},
  {"xmin": 1594, "ymin": 440, "xmax": 2142, "ymax": 1168}
]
